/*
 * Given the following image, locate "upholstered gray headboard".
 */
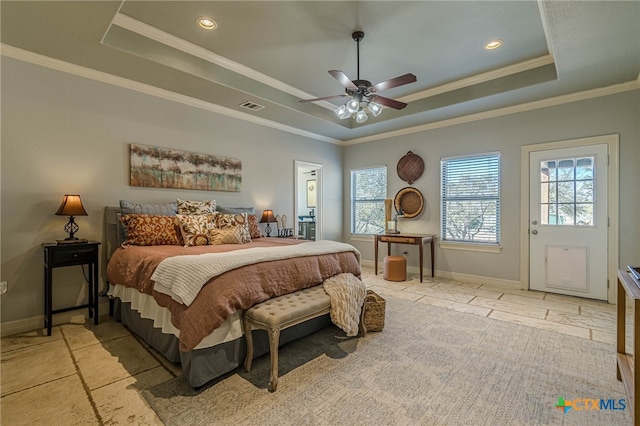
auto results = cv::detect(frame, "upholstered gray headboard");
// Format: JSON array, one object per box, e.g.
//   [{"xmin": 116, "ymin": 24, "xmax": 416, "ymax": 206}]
[{"xmin": 103, "ymin": 206, "xmax": 123, "ymax": 275}]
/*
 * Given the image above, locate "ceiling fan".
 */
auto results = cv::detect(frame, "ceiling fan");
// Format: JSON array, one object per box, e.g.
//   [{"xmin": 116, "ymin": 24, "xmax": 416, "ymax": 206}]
[{"xmin": 299, "ymin": 30, "xmax": 417, "ymax": 122}]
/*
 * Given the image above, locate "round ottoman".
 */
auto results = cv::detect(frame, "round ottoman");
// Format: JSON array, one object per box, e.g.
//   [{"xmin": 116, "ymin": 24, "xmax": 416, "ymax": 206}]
[{"xmin": 383, "ymin": 255, "xmax": 406, "ymax": 281}]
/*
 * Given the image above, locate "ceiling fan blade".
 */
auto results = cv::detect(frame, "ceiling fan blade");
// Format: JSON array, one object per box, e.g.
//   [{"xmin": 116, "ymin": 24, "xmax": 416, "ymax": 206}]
[
  {"xmin": 329, "ymin": 70, "xmax": 358, "ymax": 90},
  {"xmin": 372, "ymin": 73, "xmax": 417, "ymax": 92},
  {"xmin": 370, "ymin": 95, "xmax": 408, "ymax": 110},
  {"xmin": 299, "ymin": 94, "xmax": 348, "ymax": 103}
]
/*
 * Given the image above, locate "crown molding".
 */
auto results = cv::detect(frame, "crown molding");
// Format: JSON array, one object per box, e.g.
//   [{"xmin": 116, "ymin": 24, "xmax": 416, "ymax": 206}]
[
  {"xmin": 110, "ymin": 13, "xmax": 336, "ymax": 111},
  {"xmin": 0, "ymin": 44, "xmax": 340, "ymax": 145},
  {"xmin": 400, "ymin": 55, "xmax": 555, "ymax": 103},
  {"xmin": 2, "ymin": 43, "xmax": 637, "ymax": 147},
  {"xmin": 343, "ymin": 79, "xmax": 640, "ymax": 146}
]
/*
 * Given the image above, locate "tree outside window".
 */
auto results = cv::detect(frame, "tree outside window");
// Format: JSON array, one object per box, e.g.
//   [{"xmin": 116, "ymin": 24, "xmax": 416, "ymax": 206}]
[{"xmin": 351, "ymin": 166, "xmax": 387, "ymax": 235}]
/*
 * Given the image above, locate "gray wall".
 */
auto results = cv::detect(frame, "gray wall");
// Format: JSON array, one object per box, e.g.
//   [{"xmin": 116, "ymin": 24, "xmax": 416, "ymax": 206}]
[
  {"xmin": 344, "ymin": 90, "xmax": 639, "ymax": 281},
  {"xmin": 1, "ymin": 55, "xmax": 638, "ymax": 328},
  {"xmin": 0, "ymin": 58, "xmax": 343, "ymax": 324}
]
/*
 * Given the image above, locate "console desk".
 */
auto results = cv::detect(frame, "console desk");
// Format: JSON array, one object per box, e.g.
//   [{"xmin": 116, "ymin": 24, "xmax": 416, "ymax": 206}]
[
  {"xmin": 374, "ymin": 234, "xmax": 435, "ymax": 282},
  {"xmin": 616, "ymin": 269, "xmax": 640, "ymax": 422}
]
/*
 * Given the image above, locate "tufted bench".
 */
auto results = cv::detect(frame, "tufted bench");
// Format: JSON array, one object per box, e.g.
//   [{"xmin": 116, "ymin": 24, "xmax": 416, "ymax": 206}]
[{"xmin": 243, "ymin": 285, "xmax": 331, "ymax": 392}]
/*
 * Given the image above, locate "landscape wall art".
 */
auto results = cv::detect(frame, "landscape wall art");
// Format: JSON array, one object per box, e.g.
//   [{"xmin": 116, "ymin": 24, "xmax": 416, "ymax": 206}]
[{"xmin": 130, "ymin": 143, "xmax": 242, "ymax": 192}]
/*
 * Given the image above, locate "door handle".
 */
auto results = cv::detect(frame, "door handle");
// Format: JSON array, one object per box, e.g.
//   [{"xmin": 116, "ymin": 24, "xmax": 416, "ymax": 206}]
[
  {"xmin": 531, "ymin": 220, "xmax": 538, "ymax": 225},
  {"xmin": 531, "ymin": 229, "xmax": 538, "ymax": 235}
]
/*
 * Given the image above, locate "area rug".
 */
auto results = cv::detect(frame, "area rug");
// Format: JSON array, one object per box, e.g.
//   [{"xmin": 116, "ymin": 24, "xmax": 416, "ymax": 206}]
[{"xmin": 142, "ymin": 297, "xmax": 630, "ymax": 425}]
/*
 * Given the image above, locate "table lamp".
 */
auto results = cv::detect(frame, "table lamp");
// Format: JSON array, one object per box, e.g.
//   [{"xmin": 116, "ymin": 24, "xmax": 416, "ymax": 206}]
[
  {"xmin": 55, "ymin": 194, "xmax": 88, "ymax": 240},
  {"xmin": 260, "ymin": 209, "xmax": 276, "ymax": 237}
]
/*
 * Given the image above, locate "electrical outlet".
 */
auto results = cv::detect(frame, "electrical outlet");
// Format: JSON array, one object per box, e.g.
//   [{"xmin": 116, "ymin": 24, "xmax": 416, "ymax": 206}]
[{"xmin": 0, "ymin": 281, "xmax": 8, "ymax": 295}]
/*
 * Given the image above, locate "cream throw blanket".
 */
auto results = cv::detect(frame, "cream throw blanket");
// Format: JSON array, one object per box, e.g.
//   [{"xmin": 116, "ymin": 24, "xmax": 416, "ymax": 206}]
[
  {"xmin": 151, "ymin": 240, "xmax": 360, "ymax": 306},
  {"xmin": 323, "ymin": 273, "xmax": 367, "ymax": 337}
]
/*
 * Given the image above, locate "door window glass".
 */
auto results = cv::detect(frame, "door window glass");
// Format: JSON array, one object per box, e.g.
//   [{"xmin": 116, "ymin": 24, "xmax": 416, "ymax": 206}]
[{"xmin": 540, "ymin": 156, "xmax": 594, "ymax": 226}]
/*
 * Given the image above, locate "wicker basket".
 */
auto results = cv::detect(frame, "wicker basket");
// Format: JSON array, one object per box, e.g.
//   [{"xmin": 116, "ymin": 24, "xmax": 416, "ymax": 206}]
[{"xmin": 362, "ymin": 290, "xmax": 386, "ymax": 333}]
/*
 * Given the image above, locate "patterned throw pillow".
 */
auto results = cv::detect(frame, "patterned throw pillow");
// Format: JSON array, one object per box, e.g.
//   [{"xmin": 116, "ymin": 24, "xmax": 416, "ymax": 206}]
[
  {"xmin": 120, "ymin": 214, "xmax": 183, "ymax": 246},
  {"xmin": 247, "ymin": 214, "xmax": 262, "ymax": 239},
  {"xmin": 209, "ymin": 226, "xmax": 247, "ymax": 245},
  {"xmin": 176, "ymin": 213, "xmax": 218, "ymax": 246},
  {"xmin": 177, "ymin": 198, "xmax": 217, "ymax": 215},
  {"xmin": 216, "ymin": 213, "xmax": 252, "ymax": 243}
]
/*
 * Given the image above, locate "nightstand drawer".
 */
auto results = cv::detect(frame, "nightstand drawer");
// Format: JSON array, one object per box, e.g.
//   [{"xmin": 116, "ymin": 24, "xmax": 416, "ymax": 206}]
[{"xmin": 51, "ymin": 247, "xmax": 96, "ymax": 265}]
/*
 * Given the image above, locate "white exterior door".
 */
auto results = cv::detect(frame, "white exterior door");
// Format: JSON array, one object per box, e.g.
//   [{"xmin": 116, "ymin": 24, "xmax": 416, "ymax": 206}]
[{"xmin": 529, "ymin": 144, "xmax": 609, "ymax": 300}]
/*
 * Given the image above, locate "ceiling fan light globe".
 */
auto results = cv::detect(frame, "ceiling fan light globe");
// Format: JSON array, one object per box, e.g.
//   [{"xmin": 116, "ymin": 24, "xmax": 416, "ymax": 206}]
[
  {"xmin": 368, "ymin": 101, "xmax": 383, "ymax": 117},
  {"xmin": 356, "ymin": 109, "xmax": 368, "ymax": 123},
  {"xmin": 346, "ymin": 98, "xmax": 360, "ymax": 114},
  {"xmin": 335, "ymin": 104, "xmax": 349, "ymax": 119}
]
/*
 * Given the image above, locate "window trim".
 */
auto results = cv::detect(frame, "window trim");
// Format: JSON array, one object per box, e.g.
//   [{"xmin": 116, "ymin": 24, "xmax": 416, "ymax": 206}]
[{"xmin": 440, "ymin": 151, "xmax": 501, "ymax": 246}]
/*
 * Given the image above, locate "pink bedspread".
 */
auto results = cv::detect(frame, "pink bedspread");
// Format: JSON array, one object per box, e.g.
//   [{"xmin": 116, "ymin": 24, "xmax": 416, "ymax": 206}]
[{"xmin": 106, "ymin": 239, "xmax": 361, "ymax": 351}]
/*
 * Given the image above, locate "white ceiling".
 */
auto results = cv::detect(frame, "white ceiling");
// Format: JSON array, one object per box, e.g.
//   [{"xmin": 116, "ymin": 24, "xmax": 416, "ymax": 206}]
[{"xmin": 1, "ymin": 1, "xmax": 639, "ymax": 144}]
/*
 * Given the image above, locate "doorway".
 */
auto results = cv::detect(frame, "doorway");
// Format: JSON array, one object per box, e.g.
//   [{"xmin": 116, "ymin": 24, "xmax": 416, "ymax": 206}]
[
  {"xmin": 520, "ymin": 135, "xmax": 619, "ymax": 302},
  {"xmin": 294, "ymin": 160, "xmax": 323, "ymax": 240}
]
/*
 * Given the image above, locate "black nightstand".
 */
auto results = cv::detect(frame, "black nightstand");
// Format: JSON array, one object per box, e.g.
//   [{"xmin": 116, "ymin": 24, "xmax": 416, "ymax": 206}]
[{"xmin": 42, "ymin": 241, "xmax": 100, "ymax": 336}]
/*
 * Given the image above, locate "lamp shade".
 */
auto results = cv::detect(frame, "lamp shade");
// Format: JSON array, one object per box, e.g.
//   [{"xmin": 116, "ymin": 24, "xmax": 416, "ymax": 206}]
[
  {"xmin": 55, "ymin": 195, "xmax": 88, "ymax": 216},
  {"xmin": 259, "ymin": 209, "xmax": 276, "ymax": 223}
]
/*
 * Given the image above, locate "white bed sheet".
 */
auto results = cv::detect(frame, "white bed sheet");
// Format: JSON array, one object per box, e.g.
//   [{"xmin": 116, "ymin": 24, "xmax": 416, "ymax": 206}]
[{"xmin": 107, "ymin": 283, "xmax": 243, "ymax": 350}]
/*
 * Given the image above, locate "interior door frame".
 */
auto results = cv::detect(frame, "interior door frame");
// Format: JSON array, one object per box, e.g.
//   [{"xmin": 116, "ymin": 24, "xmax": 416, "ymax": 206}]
[
  {"xmin": 294, "ymin": 160, "xmax": 323, "ymax": 240},
  {"xmin": 519, "ymin": 134, "xmax": 619, "ymax": 303}
]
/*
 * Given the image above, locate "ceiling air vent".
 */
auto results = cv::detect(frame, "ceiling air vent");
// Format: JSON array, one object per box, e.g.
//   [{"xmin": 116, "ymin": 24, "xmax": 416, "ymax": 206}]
[{"xmin": 239, "ymin": 101, "xmax": 265, "ymax": 111}]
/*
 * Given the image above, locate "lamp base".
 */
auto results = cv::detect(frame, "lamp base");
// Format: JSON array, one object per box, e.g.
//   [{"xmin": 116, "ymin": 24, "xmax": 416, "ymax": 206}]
[
  {"xmin": 265, "ymin": 223, "xmax": 272, "ymax": 237},
  {"xmin": 63, "ymin": 216, "xmax": 80, "ymax": 240}
]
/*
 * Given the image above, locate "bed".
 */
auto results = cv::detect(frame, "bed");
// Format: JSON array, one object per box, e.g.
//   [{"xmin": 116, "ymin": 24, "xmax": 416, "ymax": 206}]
[{"xmin": 103, "ymin": 205, "xmax": 361, "ymax": 387}]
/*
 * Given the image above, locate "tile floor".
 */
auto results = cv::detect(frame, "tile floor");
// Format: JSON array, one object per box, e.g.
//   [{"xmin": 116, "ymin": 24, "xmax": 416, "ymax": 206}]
[{"xmin": 0, "ymin": 265, "xmax": 631, "ymax": 425}]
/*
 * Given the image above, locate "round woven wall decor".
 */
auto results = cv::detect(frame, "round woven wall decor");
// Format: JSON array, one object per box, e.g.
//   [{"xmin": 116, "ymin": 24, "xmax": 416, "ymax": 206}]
[
  {"xmin": 396, "ymin": 151, "xmax": 424, "ymax": 184},
  {"xmin": 394, "ymin": 187, "xmax": 424, "ymax": 218}
]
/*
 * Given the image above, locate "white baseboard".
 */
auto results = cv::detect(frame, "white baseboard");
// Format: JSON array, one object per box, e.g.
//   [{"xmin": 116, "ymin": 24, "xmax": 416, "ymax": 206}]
[
  {"xmin": 1, "ymin": 300, "xmax": 112, "ymax": 337},
  {"xmin": 361, "ymin": 259, "xmax": 521, "ymax": 290}
]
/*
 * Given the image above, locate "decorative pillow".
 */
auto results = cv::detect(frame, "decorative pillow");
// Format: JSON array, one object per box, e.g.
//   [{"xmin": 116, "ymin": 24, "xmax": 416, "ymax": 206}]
[
  {"xmin": 247, "ymin": 214, "xmax": 262, "ymax": 239},
  {"xmin": 216, "ymin": 213, "xmax": 252, "ymax": 243},
  {"xmin": 217, "ymin": 206, "xmax": 255, "ymax": 215},
  {"xmin": 177, "ymin": 198, "xmax": 217, "ymax": 215},
  {"xmin": 209, "ymin": 226, "xmax": 247, "ymax": 245},
  {"xmin": 120, "ymin": 214, "xmax": 182, "ymax": 246},
  {"xmin": 118, "ymin": 200, "xmax": 178, "ymax": 243},
  {"xmin": 176, "ymin": 213, "xmax": 218, "ymax": 246}
]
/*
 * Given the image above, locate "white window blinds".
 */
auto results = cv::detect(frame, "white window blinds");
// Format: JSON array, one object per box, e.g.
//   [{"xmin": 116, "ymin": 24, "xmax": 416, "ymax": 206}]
[{"xmin": 441, "ymin": 153, "xmax": 500, "ymax": 244}]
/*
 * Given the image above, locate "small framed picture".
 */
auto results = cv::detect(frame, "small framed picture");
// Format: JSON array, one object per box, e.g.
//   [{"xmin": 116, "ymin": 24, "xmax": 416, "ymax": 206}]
[{"xmin": 306, "ymin": 179, "xmax": 316, "ymax": 208}]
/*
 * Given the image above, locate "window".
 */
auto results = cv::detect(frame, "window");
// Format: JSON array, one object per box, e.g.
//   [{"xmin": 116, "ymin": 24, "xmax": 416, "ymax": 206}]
[
  {"xmin": 351, "ymin": 166, "xmax": 387, "ymax": 235},
  {"xmin": 539, "ymin": 156, "xmax": 594, "ymax": 226},
  {"xmin": 441, "ymin": 153, "xmax": 500, "ymax": 244}
]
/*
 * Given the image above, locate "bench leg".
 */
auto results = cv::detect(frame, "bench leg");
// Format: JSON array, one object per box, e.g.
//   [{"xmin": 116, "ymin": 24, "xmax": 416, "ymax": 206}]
[
  {"xmin": 268, "ymin": 327, "xmax": 281, "ymax": 392},
  {"xmin": 243, "ymin": 315, "xmax": 254, "ymax": 373}
]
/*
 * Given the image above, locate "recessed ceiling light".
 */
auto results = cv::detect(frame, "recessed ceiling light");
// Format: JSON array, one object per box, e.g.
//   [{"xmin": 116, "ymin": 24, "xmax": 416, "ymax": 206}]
[
  {"xmin": 197, "ymin": 17, "xmax": 217, "ymax": 30},
  {"xmin": 485, "ymin": 40, "xmax": 503, "ymax": 50}
]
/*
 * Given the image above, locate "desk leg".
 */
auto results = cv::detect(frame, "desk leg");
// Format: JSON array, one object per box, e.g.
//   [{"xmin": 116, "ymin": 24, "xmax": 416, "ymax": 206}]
[
  {"xmin": 374, "ymin": 239, "xmax": 379, "ymax": 276},
  {"xmin": 430, "ymin": 239, "xmax": 435, "ymax": 277},
  {"xmin": 634, "ymin": 298, "xmax": 640, "ymax": 421},
  {"xmin": 617, "ymin": 280, "xmax": 625, "ymax": 381},
  {"xmin": 419, "ymin": 244, "xmax": 424, "ymax": 283}
]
